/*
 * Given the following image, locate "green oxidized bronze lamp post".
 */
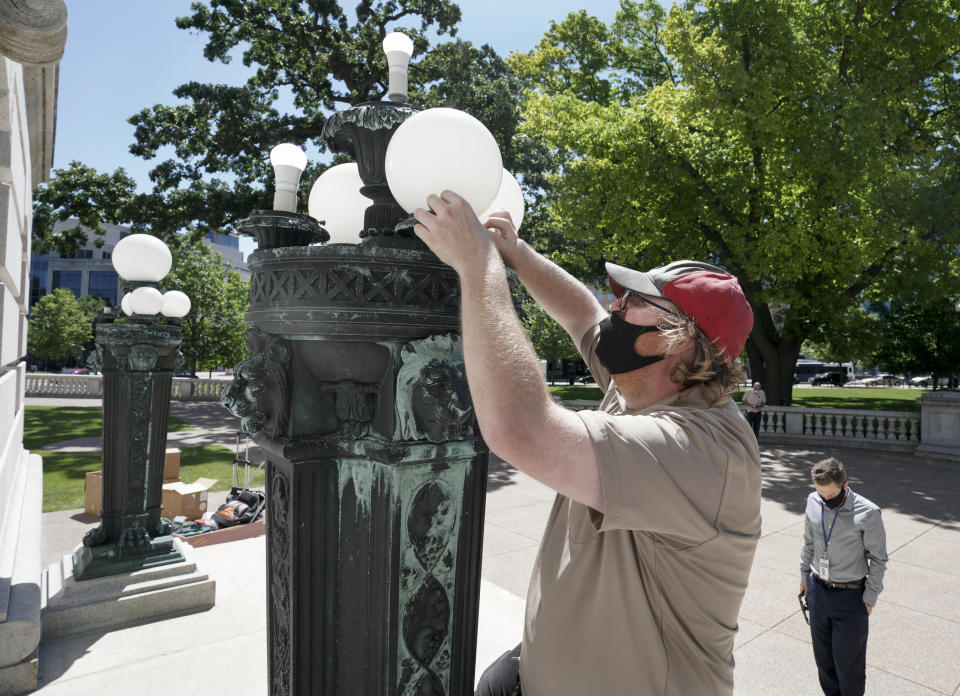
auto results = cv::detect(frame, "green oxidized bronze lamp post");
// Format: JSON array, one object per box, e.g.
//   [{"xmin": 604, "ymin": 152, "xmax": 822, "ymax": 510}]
[
  {"xmin": 74, "ymin": 235, "xmax": 192, "ymax": 580},
  {"xmin": 223, "ymin": 32, "xmax": 491, "ymax": 695}
]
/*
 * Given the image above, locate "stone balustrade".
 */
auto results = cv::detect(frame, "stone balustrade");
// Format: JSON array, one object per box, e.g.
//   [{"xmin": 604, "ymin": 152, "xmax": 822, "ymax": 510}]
[
  {"xmin": 23, "ymin": 380, "xmax": 930, "ymax": 450},
  {"xmin": 560, "ymin": 400, "xmax": 922, "ymax": 451},
  {"xmin": 25, "ymin": 374, "xmax": 228, "ymax": 402}
]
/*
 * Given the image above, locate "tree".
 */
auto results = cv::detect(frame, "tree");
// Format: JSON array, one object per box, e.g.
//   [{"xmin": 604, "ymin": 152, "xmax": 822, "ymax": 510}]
[
  {"xmin": 31, "ymin": 162, "xmax": 140, "ymax": 254},
  {"xmin": 867, "ymin": 295, "xmax": 960, "ymax": 384},
  {"xmin": 520, "ymin": 299, "xmax": 580, "ymax": 376},
  {"xmin": 33, "ymin": 2, "xmax": 548, "ymax": 255},
  {"xmin": 27, "ymin": 289, "xmax": 92, "ymax": 366},
  {"xmin": 162, "ymin": 239, "xmax": 249, "ymax": 376},
  {"xmin": 511, "ymin": 0, "xmax": 960, "ymax": 404}
]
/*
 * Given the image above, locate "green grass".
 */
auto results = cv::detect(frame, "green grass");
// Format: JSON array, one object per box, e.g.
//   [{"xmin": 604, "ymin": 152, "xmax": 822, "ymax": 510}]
[
  {"xmin": 24, "ymin": 406, "xmax": 189, "ymax": 451},
  {"xmin": 548, "ymin": 385, "xmax": 604, "ymax": 401},
  {"xmin": 783, "ymin": 387, "xmax": 927, "ymax": 413},
  {"xmin": 549, "ymin": 385, "xmax": 928, "ymax": 413},
  {"xmin": 27, "ymin": 406, "xmax": 261, "ymax": 513}
]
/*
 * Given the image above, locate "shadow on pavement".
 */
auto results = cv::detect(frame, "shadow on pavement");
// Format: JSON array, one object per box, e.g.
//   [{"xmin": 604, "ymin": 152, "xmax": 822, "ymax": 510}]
[{"xmin": 759, "ymin": 443, "xmax": 960, "ymax": 529}]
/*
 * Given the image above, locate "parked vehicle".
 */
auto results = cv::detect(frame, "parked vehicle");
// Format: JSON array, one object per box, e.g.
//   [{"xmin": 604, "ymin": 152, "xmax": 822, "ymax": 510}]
[
  {"xmin": 859, "ymin": 374, "xmax": 904, "ymax": 387},
  {"xmin": 60, "ymin": 367, "xmax": 93, "ymax": 375},
  {"xmin": 810, "ymin": 372, "xmax": 848, "ymax": 386},
  {"xmin": 793, "ymin": 360, "xmax": 856, "ymax": 384}
]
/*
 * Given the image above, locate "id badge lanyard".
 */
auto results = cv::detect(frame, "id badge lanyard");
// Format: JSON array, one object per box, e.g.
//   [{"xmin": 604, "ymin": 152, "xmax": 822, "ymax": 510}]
[{"xmin": 820, "ymin": 504, "xmax": 841, "ymax": 581}]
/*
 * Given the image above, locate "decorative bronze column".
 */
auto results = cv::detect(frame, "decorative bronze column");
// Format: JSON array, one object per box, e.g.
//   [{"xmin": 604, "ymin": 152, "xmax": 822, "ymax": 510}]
[
  {"xmin": 225, "ymin": 100, "xmax": 489, "ymax": 695},
  {"xmin": 73, "ymin": 315, "xmax": 185, "ymax": 580}
]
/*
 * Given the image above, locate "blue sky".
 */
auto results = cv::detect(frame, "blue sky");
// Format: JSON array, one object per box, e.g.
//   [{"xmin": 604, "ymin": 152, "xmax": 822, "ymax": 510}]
[{"xmin": 57, "ymin": 1, "xmax": 625, "ymax": 257}]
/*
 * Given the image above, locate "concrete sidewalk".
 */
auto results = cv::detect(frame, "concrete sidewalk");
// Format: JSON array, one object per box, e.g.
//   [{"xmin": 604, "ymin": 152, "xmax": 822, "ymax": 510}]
[{"xmin": 31, "ymin": 399, "xmax": 960, "ymax": 695}]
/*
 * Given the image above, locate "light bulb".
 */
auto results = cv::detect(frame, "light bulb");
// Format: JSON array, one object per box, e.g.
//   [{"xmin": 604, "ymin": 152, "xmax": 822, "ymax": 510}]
[
  {"xmin": 270, "ymin": 143, "xmax": 308, "ymax": 212},
  {"xmin": 120, "ymin": 293, "xmax": 133, "ymax": 316},
  {"xmin": 112, "ymin": 234, "xmax": 172, "ymax": 282},
  {"xmin": 308, "ymin": 163, "xmax": 369, "ymax": 244},
  {"xmin": 128, "ymin": 286, "xmax": 163, "ymax": 316},
  {"xmin": 480, "ymin": 169, "xmax": 526, "ymax": 232},
  {"xmin": 383, "ymin": 32, "xmax": 414, "ymax": 103},
  {"xmin": 385, "ymin": 107, "xmax": 502, "ymax": 215},
  {"xmin": 160, "ymin": 290, "xmax": 191, "ymax": 318}
]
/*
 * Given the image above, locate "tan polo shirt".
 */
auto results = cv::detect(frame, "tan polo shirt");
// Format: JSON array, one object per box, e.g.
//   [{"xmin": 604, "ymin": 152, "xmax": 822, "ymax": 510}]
[{"xmin": 519, "ymin": 325, "xmax": 762, "ymax": 696}]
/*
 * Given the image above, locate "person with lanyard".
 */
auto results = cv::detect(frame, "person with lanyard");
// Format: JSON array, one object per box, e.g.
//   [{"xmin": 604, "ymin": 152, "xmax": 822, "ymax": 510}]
[{"xmin": 800, "ymin": 457, "xmax": 888, "ymax": 696}]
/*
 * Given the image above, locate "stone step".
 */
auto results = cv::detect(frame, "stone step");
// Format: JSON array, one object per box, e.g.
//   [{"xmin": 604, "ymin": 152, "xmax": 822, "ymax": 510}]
[
  {"xmin": 0, "ymin": 453, "xmax": 43, "ymax": 672},
  {"xmin": 42, "ymin": 539, "xmax": 215, "ymax": 640},
  {"xmin": 0, "ymin": 446, "xmax": 29, "ymax": 623}
]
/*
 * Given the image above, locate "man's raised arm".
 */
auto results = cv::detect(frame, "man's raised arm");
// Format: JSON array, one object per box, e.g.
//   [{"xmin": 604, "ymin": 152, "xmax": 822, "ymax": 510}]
[{"xmin": 485, "ymin": 214, "xmax": 607, "ymax": 348}]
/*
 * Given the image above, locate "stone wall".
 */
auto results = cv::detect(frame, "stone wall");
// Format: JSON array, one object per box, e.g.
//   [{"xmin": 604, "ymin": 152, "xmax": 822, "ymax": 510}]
[{"xmin": 0, "ymin": 1, "xmax": 66, "ymax": 693}]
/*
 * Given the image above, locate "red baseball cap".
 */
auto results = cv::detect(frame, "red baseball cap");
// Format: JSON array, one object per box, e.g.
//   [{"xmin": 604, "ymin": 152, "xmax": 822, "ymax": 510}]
[{"xmin": 606, "ymin": 260, "xmax": 753, "ymax": 361}]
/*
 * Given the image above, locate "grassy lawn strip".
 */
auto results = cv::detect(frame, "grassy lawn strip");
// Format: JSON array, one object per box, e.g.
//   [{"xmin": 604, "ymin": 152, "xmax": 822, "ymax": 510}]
[
  {"xmin": 548, "ymin": 385, "xmax": 928, "ymax": 412},
  {"xmin": 39, "ymin": 444, "xmax": 264, "ymax": 513},
  {"xmin": 24, "ymin": 406, "xmax": 190, "ymax": 451},
  {"xmin": 27, "ymin": 406, "xmax": 262, "ymax": 513}
]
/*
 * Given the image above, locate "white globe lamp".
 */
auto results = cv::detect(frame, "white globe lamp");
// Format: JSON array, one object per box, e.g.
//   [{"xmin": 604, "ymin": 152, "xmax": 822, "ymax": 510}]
[
  {"xmin": 383, "ymin": 32, "xmax": 414, "ymax": 103},
  {"xmin": 270, "ymin": 143, "xmax": 308, "ymax": 213},
  {"xmin": 161, "ymin": 291, "xmax": 192, "ymax": 318},
  {"xmin": 384, "ymin": 107, "xmax": 502, "ymax": 215},
  {"xmin": 128, "ymin": 286, "xmax": 164, "ymax": 316},
  {"xmin": 112, "ymin": 234, "xmax": 172, "ymax": 282},
  {"xmin": 120, "ymin": 293, "xmax": 133, "ymax": 316},
  {"xmin": 480, "ymin": 169, "xmax": 525, "ymax": 232},
  {"xmin": 308, "ymin": 163, "xmax": 369, "ymax": 244}
]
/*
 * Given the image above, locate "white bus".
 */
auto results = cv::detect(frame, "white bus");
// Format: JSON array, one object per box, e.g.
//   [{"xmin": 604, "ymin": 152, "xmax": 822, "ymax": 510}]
[{"xmin": 793, "ymin": 360, "xmax": 856, "ymax": 384}]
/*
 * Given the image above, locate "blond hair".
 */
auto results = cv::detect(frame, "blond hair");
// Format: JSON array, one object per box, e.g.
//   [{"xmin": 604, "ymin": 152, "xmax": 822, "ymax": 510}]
[{"xmin": 657, "ymin": 311, "xmax": 746, "ymax": 405}]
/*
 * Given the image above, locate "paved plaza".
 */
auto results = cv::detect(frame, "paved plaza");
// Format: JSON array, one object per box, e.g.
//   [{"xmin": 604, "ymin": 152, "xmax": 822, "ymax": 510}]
[{"xmin": 31, "ymin": 399, "xmax": 960, "ymax": 695}]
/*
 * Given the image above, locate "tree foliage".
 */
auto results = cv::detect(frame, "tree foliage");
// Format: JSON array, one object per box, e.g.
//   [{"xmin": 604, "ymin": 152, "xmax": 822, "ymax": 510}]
[
  {"xmin": 520, "ymin": 299, "xmax": 579, "ymax": 365},
  {"xmin": 33, "ymin": 1, "xmax": 548, "ymax": 254},
  {"xmin": 162, "ymin": 239, "xmax": 249, "ymax": 376},
  {"xmin": 867, "ymin": 295, "xmax": 960, "ymax": 379},
  {"xmin": 27, "ymin": 289, "xmax": 92, "ymax": 363},
  {"xmin": 510, "ymin": 0, "xmax": 960, "ymax": 404}
]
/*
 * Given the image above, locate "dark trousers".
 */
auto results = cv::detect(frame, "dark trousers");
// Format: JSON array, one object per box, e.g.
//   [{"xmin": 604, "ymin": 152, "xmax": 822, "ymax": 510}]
[
  {"xmin": 808, "ymin": 577, "xmax": 869, "ymax": 696},
  {"xmin": 746, "ymin": 410, "xmax": 762, "ymax": 437},
  {"xmin": 475, "ymin": 643, "xmax": 521, "ymax": 696}
]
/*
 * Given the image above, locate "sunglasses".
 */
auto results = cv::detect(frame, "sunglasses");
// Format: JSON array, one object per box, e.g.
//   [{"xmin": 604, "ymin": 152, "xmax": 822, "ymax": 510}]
[
  {"xmin": 798, "ymin": 592, "xmax": 810, "ymax": 625},
  {"xmin": 610, "ymin": 290, "xmax": 679, "ymax": 316}
]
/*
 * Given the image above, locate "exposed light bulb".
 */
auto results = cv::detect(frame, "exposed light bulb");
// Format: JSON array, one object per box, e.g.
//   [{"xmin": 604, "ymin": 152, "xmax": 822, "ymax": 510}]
[
  {"xmin": 112, "ymin": 234, "xmax": 172, "ymax": 282},
  {"xmin": 128, "ymin": 286, "xmax": 164, "ymax": 316},
  {"xmin": 160, "ymin": 290, "xmax": 191, "ymax": 318},
  {"xmin": 270, "ymin": 143, "xmax": 308, "ymax": 212},
  {"xmin": 382, "ymin": 32, "xmax": 414, "ymax": 103}
]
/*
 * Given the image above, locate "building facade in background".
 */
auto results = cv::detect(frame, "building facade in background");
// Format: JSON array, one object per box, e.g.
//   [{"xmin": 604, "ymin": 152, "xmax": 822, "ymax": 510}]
[{"xmin": 29, "ymin": 222, "xmax": 249, "ymax": 308}]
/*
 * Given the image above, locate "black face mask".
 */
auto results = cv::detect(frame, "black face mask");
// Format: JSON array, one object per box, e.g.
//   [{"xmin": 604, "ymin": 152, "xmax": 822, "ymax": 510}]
[
  {"xmin": 820, "ymin": 488, "xmax": 846, "ymax": 510},
  {"xmin": 595, "ymin": 314, "xmax": 666, "ymax": 375}
]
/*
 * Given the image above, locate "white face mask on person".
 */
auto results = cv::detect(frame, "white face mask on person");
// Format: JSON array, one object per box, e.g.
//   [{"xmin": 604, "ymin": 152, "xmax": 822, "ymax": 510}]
[{"xmin": 595, "ymin": 314, "xmax": 666, "ymax": 375}]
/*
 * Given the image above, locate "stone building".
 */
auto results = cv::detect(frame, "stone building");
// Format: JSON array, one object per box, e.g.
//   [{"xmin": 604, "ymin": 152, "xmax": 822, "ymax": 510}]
[{"xmin": 0, "ymin": 1, "xmax": 67, "ymax": 693}]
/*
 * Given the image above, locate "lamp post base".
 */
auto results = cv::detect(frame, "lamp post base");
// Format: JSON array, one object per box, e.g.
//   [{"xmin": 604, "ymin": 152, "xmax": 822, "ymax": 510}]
[{"xmin": 72, "ymin": 532, "xmax": 185, "ymax": 581}]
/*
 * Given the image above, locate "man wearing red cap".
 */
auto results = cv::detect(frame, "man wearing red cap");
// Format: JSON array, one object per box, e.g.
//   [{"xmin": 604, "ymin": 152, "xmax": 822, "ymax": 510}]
[{"xmin": 414, "ymin": 192, "xmax": 762, "ymax": 696}]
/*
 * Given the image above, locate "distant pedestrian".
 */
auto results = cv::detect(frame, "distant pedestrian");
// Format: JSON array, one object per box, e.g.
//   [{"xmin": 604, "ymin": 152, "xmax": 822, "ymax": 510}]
[
  {"xmin": 742, "ymin": 381, "xmax": 766, "ymax": 437},
  {"xmin": 800, "ymin": 457, "xmax": 888, "ymax": 696}
]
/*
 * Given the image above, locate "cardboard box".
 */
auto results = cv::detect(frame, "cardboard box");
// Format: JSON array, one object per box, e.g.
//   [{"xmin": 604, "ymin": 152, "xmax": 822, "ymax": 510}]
[
  {"xmin": 163, "ymin": 448, "xmax": 181, "ymax": 482},
  {"xmin": 84, "ymin": 471, "xmax": 102, "ymax": 517},
  {"xmin": 162, "ymin": 478, "xmax": 216, "ymax": 520},
  {"xmin": 174, "ymin": 520, "xmax": 266, "ymax": 548}
]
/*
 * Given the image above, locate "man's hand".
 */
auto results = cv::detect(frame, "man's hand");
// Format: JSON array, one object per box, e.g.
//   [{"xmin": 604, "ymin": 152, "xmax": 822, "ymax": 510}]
[
  {"xmin": 483, "ymin": 210, "xmax": 523, "ymax": 269},
  {"xmin": 865, "ymin": 603, "xmax": 872, "ymax": 615},
  {"xmin": 800, "ymin": 584, "xmax": 808, "ymax": 599},
  {"xmin": 414, "ymin": 191, "xmax": 496, "ymax": 275}
]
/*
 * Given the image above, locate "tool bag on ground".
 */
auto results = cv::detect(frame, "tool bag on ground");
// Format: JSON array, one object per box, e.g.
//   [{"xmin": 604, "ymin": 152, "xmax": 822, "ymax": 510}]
[{"xmin": 211, "ymin": 488, "xmax": 265, "ymax": 527}]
